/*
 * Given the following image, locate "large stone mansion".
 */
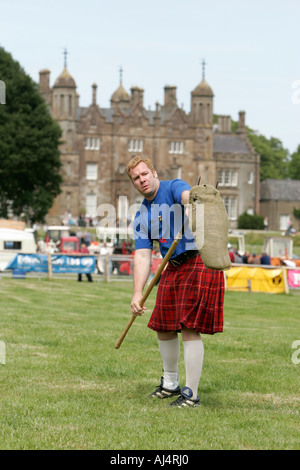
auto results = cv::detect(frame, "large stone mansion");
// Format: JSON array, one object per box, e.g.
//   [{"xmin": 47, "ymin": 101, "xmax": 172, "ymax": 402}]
[{"xmin": 39, "ymin": 64, "xmax": 260, "ymax": 229}]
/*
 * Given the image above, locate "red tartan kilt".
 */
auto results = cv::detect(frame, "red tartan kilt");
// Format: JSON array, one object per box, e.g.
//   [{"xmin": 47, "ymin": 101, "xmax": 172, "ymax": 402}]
[{"xmin": 148, "ymin": 254, "xmax": 224, "ymax": 335}]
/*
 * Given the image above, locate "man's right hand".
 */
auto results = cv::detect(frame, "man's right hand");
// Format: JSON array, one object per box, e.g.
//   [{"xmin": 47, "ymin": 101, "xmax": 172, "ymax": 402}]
[{"xmin": 131, "ymin": 294, "xmax": 147, "ymax": 317}]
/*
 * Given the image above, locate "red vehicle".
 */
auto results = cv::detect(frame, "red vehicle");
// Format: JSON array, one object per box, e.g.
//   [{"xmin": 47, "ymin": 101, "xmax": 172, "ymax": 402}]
[{"xmin": 59, "ymin": 236, "xmax": 80, "ymax": 254}]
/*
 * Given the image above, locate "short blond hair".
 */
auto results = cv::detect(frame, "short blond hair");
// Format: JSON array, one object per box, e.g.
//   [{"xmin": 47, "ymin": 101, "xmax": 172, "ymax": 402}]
[{"xmin": 126, "ymin": 156, "xmax": 156, "ymax": 179}]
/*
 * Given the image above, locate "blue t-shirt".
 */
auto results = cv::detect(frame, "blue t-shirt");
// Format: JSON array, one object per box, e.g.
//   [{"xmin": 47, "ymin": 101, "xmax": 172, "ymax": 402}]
[{"xmin": 133, "ymin": 180, "xmax": 197, "ymax": 259}]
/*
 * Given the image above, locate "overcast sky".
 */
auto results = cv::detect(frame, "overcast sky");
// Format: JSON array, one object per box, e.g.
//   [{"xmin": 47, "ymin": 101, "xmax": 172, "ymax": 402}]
[{"xmin": 0, "ymin": 0, "xmax": 299, "ymax": 154}]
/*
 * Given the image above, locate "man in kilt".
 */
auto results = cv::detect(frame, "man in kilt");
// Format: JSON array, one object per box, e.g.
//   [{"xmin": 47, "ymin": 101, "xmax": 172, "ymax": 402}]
[{"xmin": 127, "ymin": 156, "xmax": 224, "ymax": 407}]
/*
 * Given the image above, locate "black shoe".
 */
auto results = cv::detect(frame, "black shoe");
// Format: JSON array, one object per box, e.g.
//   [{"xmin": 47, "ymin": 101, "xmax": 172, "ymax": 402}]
[
  {"xmin": 169, "ymin": 386, "xmax": 200, "ymax": 407},
  {"xmin": 149, "ymin": 377, "xmax": 181, "ymax": 399}
]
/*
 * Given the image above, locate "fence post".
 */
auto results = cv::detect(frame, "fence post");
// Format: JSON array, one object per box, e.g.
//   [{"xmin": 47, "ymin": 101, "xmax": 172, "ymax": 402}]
[
  {"xmin": 282, "ymin": 267, "xmax": 289, "ymax": 294},
  {"xmin": 47, "ymin": 253, "xmax": 53, "ymax": 280}
]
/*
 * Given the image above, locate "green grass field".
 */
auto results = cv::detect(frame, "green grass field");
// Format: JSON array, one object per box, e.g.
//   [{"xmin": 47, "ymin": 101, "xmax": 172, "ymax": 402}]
[{"xmin": 0, "ymin": 277, "xmax": 299, "ymax": 450}]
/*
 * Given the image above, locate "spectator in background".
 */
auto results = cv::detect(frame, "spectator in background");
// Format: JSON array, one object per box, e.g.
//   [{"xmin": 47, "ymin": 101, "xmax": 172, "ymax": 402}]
[
  {"xmin": 228, "ymin": 244, "xmax": 235, "ymax": 263},
  {"xmin": 78, "ymin": 243, "xmax": 93, "ymax": 282},
  {"xmin": 260, "ymin": 252, "xmax": 271, "ymax": 265},
  {"xmin": 242, "ymin": 251, "xmax": 250, "ymax": 264},
  {"xmin": 247, "ymin": 253, "xmax": 261, "ymax": 265},
  {"xmin": 233, "ymin": 251, "xmax": 243, "ymax": 263},
  {"xmin": 83, "ymin": 231, "xmax": 91, "ymax": 247}
]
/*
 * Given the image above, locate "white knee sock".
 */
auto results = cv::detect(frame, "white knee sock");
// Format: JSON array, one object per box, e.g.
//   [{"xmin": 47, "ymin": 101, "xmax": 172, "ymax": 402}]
[
  {"xmin": 158, "ymin": 337, "xmax": 180, "ymax": 390},
  {"xmin": 183, "ymin": 339, "xmax": 204, "ymax": 399}
]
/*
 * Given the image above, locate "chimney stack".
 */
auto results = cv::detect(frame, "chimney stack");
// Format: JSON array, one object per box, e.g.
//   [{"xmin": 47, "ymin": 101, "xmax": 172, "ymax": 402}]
[
  {"xmin": 237, "ymin": 111, "xmax": 246, "ymax": 133},
  {"xmin": 39, "ymin": 69, "xmax": 50, "ymax": 93},
  {"xmin": 92, "ymin": 83, "xmax": 97, "ymax": 105},
  {"xmin": 164, "ymin": 85, "xmax": 177, "ymax": 108}
]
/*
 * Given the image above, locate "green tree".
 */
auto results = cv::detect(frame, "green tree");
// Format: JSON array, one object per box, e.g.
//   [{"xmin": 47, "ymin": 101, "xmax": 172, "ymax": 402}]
[
  {"xmin": 0, "ymin": 47, "xmax": 62, "ymax": 223},
  {"xmin": 238, "ymin": 212, "xmax": 264, "ymax": 230},
  {"xmin": 247, "ymin": 132, "xmax": 289, "ymax": 181},
  {"xmin": 289, "ymin": 145, "xmax": 300, "ymax": 180},
  {"xmin": 230, "ymin": 118, "xmax": 291, "ymax": 181}
]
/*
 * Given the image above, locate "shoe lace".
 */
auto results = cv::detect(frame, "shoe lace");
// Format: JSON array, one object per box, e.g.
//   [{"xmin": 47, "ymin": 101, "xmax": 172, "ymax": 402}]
[{"xmin": 170, "ymin": 395, "xmax": 185, "ymax": 406}]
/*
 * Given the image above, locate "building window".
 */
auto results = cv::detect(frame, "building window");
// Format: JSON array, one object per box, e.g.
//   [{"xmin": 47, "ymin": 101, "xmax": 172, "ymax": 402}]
[
  {"xmin": 224, "ymin": 169, "xmax": 230, "ymax": 186},
  {"xmin": 60, "ymin": 94, "xmax": 64, "ymax": 115},
  {"xmin": 85, "ymin": 137, "xmax": 100, "ymax": 150},
  {"xmin": 68, "ymin": 95, "xmax": 72, "ymax": 116},
  {"xmin": 86, "ymin": 163, "xmax": 98, "ymax": 180},
  {"xmin": 86, "ymin": 194, "xmax": 97, "ymax": 217},
  {"xmin": 128, "ymin": 139, "xmax": 143, "ymax": 152},
  {"xmin": 66, "ymin": 192, "xmax": 71, "ymax": 212},
  {"xmin": 66, "ymin": 129, "xmax": 73, "ymax": 149},
  {"xmin": 66, "ymin": 161, "xmax": 72, "ymax": 178},
  {"xmin": 224, "ymin": 197, "xmax": 238, "ymax": 220},
  {"xmin": 218, "ymin": 169, "xmax": 238, "ymax": 187},
  {"xmin": 218, "ymin": 170, "xmax": 224, "ymax": 186},
  {"xmin": 169, "ymin": 141, "xmax": 184, "ymax": 154},
  {"xmin": 248, "ymin": 171, "xmax": 254, "ymax": 184},
  {"xmin": 230, "ymin": 198, "xmax": 237, "ymax": 219},
  {"xmin": 231, "ymin": 171, "xmax": 238, "ymax": 186},
  {"xmin": 280, "ymin": 215, "xmax": 290, "ymax": 231}
]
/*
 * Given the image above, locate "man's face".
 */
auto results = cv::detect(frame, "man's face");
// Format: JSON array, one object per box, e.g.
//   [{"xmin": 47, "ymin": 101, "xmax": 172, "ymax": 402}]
[{"xmin": 129, "ymin": 162, "xmax": 159, "ymax": 200}]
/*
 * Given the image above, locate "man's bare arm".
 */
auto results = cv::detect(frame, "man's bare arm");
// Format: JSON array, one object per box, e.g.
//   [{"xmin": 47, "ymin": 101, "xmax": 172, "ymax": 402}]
[
  {"xmin": 131, "ymin": 248, "xmax": 152, "ymax": 316},
  {"xmin": 181, "ymin": 189, "xmax": 191, "ymax": 219},
  {"xmin": 181, "ymin": 189, "xmax": 190, "ymax": 206}
]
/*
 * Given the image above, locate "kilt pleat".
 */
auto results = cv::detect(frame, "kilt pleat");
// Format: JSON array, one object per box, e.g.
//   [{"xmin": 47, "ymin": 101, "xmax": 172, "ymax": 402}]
[{"xmin": 148, "ymin": 254, "xmax": 224, "ymax": 335}]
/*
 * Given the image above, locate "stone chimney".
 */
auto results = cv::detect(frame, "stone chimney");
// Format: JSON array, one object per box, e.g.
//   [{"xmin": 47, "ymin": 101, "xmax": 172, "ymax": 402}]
[
  {"xmin": 92, "ymin": 83, "xmax": 97, "ymax": 105},
  {"xmin": 39, "ymin": 69, "xmax": 50, "ymax": 93},
  {"xmin": 39, "ymin": 69, "xmax": 52, "ymax": 106},
  {"xmin": 164, "ymin": 85, "xmax": 177, "ymax": 108},
  {"xmin": 131, "ymin": 86, "xmax": 144, "ymax": 108},
  {"xmin": 217, "ymin": 115, "xmax": 231, "ymax": 133},
  {"xmin": 237, "ymin": 110, "xmax": 246, "ymax": 133}
]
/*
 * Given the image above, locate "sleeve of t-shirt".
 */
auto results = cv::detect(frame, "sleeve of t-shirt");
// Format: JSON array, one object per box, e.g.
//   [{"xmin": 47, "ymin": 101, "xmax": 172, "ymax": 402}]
[
  {"xmin": 170, "ymin": 179, "xmax": 191, "ymax": 204},
  {"xmin": 133, "ymin": 206, "xmax": 153, "ymax": 251}
]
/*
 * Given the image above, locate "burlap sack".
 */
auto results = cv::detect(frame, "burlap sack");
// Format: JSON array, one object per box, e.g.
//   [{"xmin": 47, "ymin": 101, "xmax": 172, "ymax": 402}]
[{"xmin": 189, "ymin": 184, "xmax": 231, "ymax": 270}]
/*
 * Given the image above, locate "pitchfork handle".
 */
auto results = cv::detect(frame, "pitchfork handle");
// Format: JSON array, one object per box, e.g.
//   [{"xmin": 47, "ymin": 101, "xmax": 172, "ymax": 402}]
[{"xmin": 114, "ymin": 230, "xmax": 183, "ymax": 349}]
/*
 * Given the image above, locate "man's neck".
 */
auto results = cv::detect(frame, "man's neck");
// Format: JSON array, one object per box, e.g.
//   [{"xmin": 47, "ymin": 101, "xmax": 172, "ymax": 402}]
[{"xmin": 144, "ymin": 181, "xmax": 160, "ymax": 202}]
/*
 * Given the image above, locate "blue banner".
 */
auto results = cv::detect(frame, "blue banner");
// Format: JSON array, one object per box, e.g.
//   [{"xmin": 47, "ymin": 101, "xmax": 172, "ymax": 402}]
[{"xmin": 6, "ymin": 254, "xmax": 96, "ymax": 274}]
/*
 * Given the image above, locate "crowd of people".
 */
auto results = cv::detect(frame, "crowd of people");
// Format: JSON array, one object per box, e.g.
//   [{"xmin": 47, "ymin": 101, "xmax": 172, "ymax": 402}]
[{"xmin": 228, "ymin": 248, "xmax": 271, "ymax": 265}]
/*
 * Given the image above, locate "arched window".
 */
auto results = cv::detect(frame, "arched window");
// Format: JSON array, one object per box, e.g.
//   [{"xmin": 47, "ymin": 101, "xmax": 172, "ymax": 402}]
[
  {"xmin": 66, "ymin": 129, "xmax": 73, "ymax": 149},
  {"xmin": 68, "ymin": 95, "xmax": 72, "ymax": 116},
  {"xmin": 60, "ymin": 94, "xmax": 64, "ymax": 116}
]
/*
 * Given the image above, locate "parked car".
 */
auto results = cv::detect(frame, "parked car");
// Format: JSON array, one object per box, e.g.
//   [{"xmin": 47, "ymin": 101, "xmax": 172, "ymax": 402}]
[{"xmin": 59, "ymin": 236, "xmax": 80, "ymax": 254}]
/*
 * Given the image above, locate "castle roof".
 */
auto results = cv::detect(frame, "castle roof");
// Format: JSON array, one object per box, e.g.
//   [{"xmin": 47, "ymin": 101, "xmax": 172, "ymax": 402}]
[
  {"xmin": 111, "ymin": 84, "xmax": 130, "ymax": 103},
  {"xmin": 260, "ymin": 179, "xmax": 300, "ymax": 201},
  {"xmin": 213, "ymin": 134, "xmax": 250, "ymax": 154},
  {"xmin": 192, "ymin": 78, "xmax": 214, "ymax": 97},
  {"xmin": 53, "ymin": 67, "xmax": 76, "ymax": 88}
]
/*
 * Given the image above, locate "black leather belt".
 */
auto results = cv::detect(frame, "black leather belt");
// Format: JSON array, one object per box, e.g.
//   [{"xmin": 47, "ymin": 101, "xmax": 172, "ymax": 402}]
[{"xmin": 169, "ymin": 250, "xmax": 199, "ymax": 267}]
